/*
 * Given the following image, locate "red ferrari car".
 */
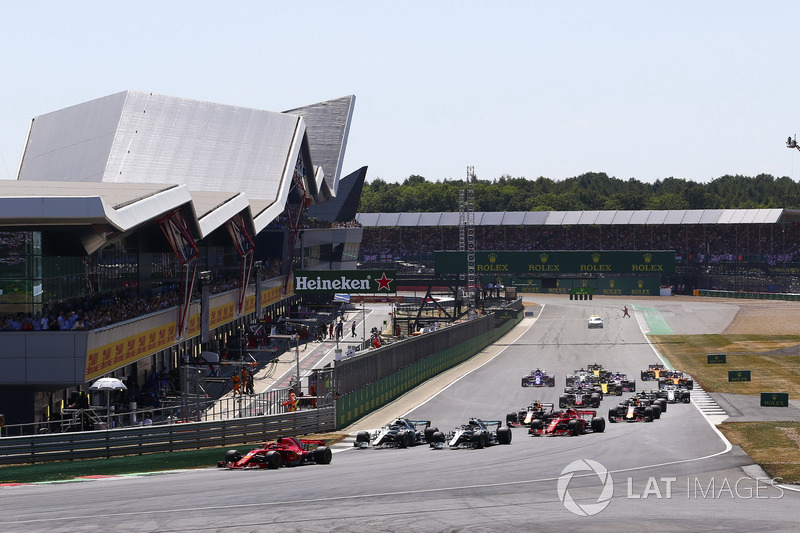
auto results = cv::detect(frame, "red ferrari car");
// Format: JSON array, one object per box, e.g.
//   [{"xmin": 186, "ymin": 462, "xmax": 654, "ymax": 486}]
[
  {"xmin": 528, "ymin": 408, "xmax": 606, "ymax": 436},
  {"xmin": 217, "ymin": 436, "xmax": 333, "ymax": 469}
]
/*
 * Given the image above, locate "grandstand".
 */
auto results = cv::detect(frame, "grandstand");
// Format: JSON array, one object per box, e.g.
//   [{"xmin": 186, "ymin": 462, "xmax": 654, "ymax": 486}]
[
  {"xmin": 356, "ymin": 209, "xmax": 800, "ymax": 295},
  {"xmin": 0, "ymin": 91, "xmax": 364, "ymax": 427}
]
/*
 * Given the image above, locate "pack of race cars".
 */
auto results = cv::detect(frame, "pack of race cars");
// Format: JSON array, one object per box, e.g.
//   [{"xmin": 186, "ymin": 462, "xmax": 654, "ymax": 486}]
[
  {"xmin": 506, "ymin": 362, "xmax": 693, "ymax": 431},
  {"xmin": 217, "ymin": 362, "xmax": 693, "ymax": 468}
]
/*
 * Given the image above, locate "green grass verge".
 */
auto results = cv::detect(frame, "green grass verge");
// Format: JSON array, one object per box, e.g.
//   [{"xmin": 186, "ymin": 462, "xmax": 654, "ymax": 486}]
[
  {"xmin": 650, "ymin": 334, "xmax": 800, "ymax": 396},
  {"xmin": 718, "ymin": 422, "xmax": 800, "ymax": 483},
  {"xmin": 0, "ymin": 448, "xmax": 224, "ymax": 484},
  {"xmin": 651, "ymin": 333, "xmax": 800, "ymax": 483}
]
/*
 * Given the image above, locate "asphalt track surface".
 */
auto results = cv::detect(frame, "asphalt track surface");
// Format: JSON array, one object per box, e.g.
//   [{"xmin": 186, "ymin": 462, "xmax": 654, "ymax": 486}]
[{"xmin": 2, "ymin": 295, "xmax": 799, "ymax": 532}]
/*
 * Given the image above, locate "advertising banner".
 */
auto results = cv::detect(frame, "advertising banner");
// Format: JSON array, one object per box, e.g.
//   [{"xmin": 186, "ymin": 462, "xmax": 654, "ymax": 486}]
[
  {"xmin": 435, "ymin": 251, "xmax": 675, "ymax": 275},
  {"xmin": 294, "ymin": 270, "xmax": 396, "ymax": 294}
]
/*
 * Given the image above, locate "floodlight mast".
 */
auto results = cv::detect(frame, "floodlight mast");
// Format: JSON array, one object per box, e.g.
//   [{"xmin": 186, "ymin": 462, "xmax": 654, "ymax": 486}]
[{"xmin": 787, "ymin": 135, "xmax": 800, "ymax": 151}]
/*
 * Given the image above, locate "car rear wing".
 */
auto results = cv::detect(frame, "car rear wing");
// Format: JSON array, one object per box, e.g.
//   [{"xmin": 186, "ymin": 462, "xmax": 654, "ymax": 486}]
[{"xmin": 476, "ymin": 419, "xmax": 503, "ymax": 430}]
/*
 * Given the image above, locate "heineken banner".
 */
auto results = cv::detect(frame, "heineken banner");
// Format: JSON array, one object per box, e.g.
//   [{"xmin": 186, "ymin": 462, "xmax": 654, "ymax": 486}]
[
  {"xmin": 294, "ymin": 270, "xmax": 396, "ymax": 294},
  {"xmin": 435, "ymin": 251, "xmax": 675, "ymax": 275}
]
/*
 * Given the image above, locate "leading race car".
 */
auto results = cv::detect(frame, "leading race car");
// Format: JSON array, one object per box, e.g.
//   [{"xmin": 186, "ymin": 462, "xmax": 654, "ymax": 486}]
[
  {"xmin": 354, "ymin": 418, "xmax": 438, "ymax": 448},
  {"xmin": 218, "ymin": 436, "xmax": 332, "ymax": 469},
  {"xmin": 521, "ymin": 368, "xmax": 556, "ymax": 387},
  {"xmin": 444, "ymin": 418, "xmax": 512, "ymax": 449},
  {"xmin": 528, "ymin": 408, "xmax": 606, "ymax": 436}
]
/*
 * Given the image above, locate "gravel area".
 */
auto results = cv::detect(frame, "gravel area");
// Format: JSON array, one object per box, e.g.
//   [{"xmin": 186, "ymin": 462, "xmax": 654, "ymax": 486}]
[{"xmin": 720, "ymin": 299, "xmax": 800, "ymax": 336}]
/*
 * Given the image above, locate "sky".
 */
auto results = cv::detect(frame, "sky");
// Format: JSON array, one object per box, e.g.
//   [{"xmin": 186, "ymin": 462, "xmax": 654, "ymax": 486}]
[{"xmin": 2, "ymin": 1, "xmax": 800, "ymax": 185}]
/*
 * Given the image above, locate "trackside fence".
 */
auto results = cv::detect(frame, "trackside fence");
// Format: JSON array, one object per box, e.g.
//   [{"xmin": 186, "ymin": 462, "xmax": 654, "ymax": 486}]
[
  {"xmin": 0, "ymin": 407, "xmax": 334, "ymax": 465},
  {"xmin": 335, "ymin": 301, "xmax": 524, "ymax": 427}
]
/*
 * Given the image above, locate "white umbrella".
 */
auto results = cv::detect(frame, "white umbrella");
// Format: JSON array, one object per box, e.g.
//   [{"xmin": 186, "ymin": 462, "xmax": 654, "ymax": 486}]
[
  {"xmin": 89, "ymin": 377, "xmax": 127, "ymax": 391},
  {"xmin": 89, "ymin": 377, "xmax": 127, "ymax": 428}
]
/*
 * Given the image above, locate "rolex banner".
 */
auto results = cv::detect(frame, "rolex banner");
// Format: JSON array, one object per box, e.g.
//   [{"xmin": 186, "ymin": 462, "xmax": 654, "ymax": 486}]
[
  {"xmin": 294, "ymin": 270, "xmax": 396, "ymax": 294},
  {"xmin": 434, "ymin": 251, "xmax": 675, "ymax": 275}
]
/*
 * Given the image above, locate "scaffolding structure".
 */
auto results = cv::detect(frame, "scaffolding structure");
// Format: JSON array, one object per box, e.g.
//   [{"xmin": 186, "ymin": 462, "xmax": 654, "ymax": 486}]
[{"xmin": 459, "ymin": 167, "xmax": 477, "ymax": 315}]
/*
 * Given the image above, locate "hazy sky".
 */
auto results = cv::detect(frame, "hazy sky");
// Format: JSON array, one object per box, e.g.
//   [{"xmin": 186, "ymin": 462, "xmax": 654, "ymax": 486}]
[{"xmin": 2, "ymin": 1, "xmax": 800, "ymax": 185}]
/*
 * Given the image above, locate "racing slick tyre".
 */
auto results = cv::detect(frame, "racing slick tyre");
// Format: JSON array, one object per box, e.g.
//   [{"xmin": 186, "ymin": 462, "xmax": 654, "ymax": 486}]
[
  {"xmin": 313, "ymin": 446, "xmax": 333, "ymax": 465},
  {"xmin": 683, "ymin": 394, "xmax": 691, "ymax": 403},
  {"xmin": 591, "ymin": 393, "xmax": 601, "ymax": 408},
  {"xmin": 475, "ymin": 432, "xmax": 486, "ymax": 449},
  {"xmin": 530, "ymin": 419, "xmax": 543, "ymax": 431},
  {"xmin": 569, "ymin": 420, "xmax": 582, "ymax": 436},
  {"xmin": 424, "ymin": 427, "xmax": 439, "ymax": 443},
  {"xmin": 651, "ymin": 404, "xmax": 661, "ymax": 419},
  {"xmin": 591, "ymin": 417, "xmax": 606, "ymax": 433},
  {"xmin": 559, "ymin": 395, "xmax": 568, "ymax": 409},
  {"xmin": 430, "ymin": 431, "xmax": 446, "ymax": 446},
  {"xmin": 225, "ymin": 449, "xmax": 242, "ymax": 463},
  {"xmin": 355, "ymin": 430, "xmax": 371, "ymax": 446},
  {"xmin": 496, "ymin": 427, "xmax": 512, "ymax": 445},
  {"xmin": 644, "ymin": 407, "xmax": 654, "ymax": 422},
  {"xmin": 506, "ymin": 412, "xmax": 519, "ymax": 425},
  {"xmin": 608, "ymin": 408, "xmax": 617, "ymax": 422},
  {"xmin": 265, "ymin": 451, "xmax": 282, "ymax": 469},
  {"xmin": 657, "ymin": 399, "xmax": 667, "ymax": 413},
  {"xmin": 398, "ymin": 431, "xmax": 411, "ymax": 448}
]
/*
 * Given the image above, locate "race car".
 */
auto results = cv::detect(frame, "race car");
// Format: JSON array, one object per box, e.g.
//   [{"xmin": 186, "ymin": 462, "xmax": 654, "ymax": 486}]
[
  {"xmin": 586, "ymin": 363, "xmax": 613, "ymax": 380},
  {"xmin": 217, "ymin": 436, "xmax": 332, "ymax": 469},
  {"xmin": 507, "ymin": 401, "xmax": 555, "ymax": 427},
  {"xmin": 588, "ymin": 315, "xmax": 603, "ymax": 328},
  {"xmin": 641, "ymin": 363, "xmax": 668, "ymax": 381},
  {"xmin": 560, "ymin": 387, "xmax": 602, "ymax": 408},
  {"xmin": 528, "ymin": 408, "xmax": 606, "ymax": 436},
  {"xmin": 444, "ymin": 418, "xmax": 512, "ymax": 448},
  {"xmin": 521, "ymin": 368, "xmax": 556, "ymax": 387},
  {"xmin": 654, "ymin": 384, "xmax": 691, "ymax": 403},
  {"xmin": 635, "ymin": 390, "xmax": 668, "ymax": 414},
  {"xmin": 608, "ymin": 395, "xmax": 663, "ymax": 423},
  {"xmin": 658, "ymin": 370, "xmax": 694, "ymax": 390},
  {"xmin": 354, "ymin": 418, "xmax": 439, "ymax": 448},
  {"xmin": 566, "ymin": 366, "xmax": 607, "ymax": 389},
  {"xmin": 598, "ymin": 372, "xmax": 636, "ymax": 395}
]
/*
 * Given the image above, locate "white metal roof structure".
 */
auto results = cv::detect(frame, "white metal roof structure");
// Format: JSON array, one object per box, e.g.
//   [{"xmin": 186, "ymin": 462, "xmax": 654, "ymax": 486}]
[
  {"xmin": 356, "ymin": 209, "xmax": 800, "ymax": 227},
  {"xmin": 2, "ymin": 90, "xmax": 356, "ymax": 253},
  {"xmin": 284, "ymin": 95, "xmax": 355, "ymax": 199}
]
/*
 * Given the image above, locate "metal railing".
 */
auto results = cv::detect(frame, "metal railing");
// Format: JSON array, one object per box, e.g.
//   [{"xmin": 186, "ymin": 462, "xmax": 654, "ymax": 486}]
[
  {"xmin": 1, "ymin": 388, "xmax": 333, "ymax": 438},
  {"xmin": 0, "ymin": 407, "xmax": 335, "ymax": 465}
]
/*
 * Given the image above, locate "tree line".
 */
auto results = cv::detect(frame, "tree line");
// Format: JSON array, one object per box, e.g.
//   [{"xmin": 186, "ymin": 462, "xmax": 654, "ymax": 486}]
[{"xmin": 357, "ymin": 172, "xmax": 800, "ymax": 213}]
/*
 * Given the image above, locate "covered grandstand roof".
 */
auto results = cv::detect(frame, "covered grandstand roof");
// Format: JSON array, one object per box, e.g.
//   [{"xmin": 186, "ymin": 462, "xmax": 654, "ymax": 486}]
[
  {"xmin": 0, "ymin": 91, "xmax": 356, "ymax": 253},
  {"xmin": 284, "ymin": 95, "xmax": 355, "ymax": 199},
  {"xmin": 356, "ymin": 209, "xmax": 800, "ymax": 227},
  {"xmin": 306, "ymin": 166, "xmax": 368, "ymax": 222}
]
